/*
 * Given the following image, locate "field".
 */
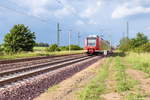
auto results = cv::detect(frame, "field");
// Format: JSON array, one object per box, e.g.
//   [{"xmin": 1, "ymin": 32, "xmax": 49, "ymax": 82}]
[
  {"xmin": 0, "ymin": 47, "xmax": 85, "ymax": 60},
  {"xmin": 78, "ymin": 52, "xmax": 150, "ymax": 100},
  {"xmin": 33, "ymin": 47, "xmax": 48, "ymax": 52}
]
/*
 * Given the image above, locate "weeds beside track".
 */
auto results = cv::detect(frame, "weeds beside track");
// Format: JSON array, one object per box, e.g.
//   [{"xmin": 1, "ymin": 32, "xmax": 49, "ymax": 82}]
[{"xmin": 77, "ymin": 52, "xmax": 149, "ymax": 100}]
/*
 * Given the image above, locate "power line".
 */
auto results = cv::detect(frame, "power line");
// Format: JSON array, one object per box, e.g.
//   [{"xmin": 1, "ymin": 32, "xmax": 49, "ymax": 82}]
[
  {"xmin": 0, "ymin": 4, "xmax": 48, "ymax": 23},
  {"xmin": 55, "ymin": 0, "xmax": 87, "ymax": 24},
  {"xmin": 56, "ymin": 0, "xmax": 62, "ymax": 4}
]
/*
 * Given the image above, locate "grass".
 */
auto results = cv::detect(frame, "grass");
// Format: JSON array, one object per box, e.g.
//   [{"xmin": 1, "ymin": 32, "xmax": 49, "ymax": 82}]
[
  {"xmin": 77, "ymin": 51, "xmax": 149, "ymax": 100},
  {"xmin": 77, "ymin": 58, "xmax": 112, "ymax": 100},
  {"xmin": 125, "ymin": 53, "xmax": 150, "ymax": 75},
  {"xmin": 114, "ymin": 57, "xmax": 138, "ymax": 92},
  {"xmin": 47, "ymin": 85, "xmax": 59, "ymax": 93},
  {"xmin": 124, "ymin": 93, "xmax": 145, "ymax": 100},
  {"xmin": 33, "ymin": 47, "xmax": 48, "ymax": 52},
  {"xmin": 0, "ymin": 50, "xmax": 85, "ymax": 60}
]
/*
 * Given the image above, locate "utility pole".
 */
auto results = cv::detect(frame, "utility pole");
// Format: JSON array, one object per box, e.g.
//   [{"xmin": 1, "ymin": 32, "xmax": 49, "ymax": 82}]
[
  {"xmin": 109, "ymin": 34, "xmax": 112, "ymax": 47},
  {"xmin": 127, "ymin": 21, "xmax": 129, "ymax": 38},
  {"xmin": 78, "ymin": 32, "xmax": 80, "ymax": 46},
  {"xmin": 68, "ymin": 30, "xmax": 71, "ymax": 53},
  {"xmin": 57, "ymin": 23, "xmax": 61, "ymax": 46},
  {"xmin": 123, "ymin": 32, "xmax": 125, "ymax": 38}
]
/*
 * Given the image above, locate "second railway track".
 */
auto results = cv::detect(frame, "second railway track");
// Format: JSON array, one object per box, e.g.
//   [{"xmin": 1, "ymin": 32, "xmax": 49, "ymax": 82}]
[
  {"xmin": 0, "ymin": 55, "xmax": 92, "ymax": 87},
  {"xmin": 0, "ymin": 54, "xmax": 85, "ymax": 71}
]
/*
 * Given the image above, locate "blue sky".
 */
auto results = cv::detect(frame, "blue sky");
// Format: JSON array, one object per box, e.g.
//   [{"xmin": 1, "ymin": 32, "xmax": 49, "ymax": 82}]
[{"xmin": 0, "ymin": 0, "xmax": 150, "ymax": 46}]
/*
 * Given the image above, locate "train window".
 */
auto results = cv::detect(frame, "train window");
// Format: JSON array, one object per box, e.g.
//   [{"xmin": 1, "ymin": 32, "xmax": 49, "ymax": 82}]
[{"xmin": 87, "ymin": 38, "xmax": 96, "ymax": 46}]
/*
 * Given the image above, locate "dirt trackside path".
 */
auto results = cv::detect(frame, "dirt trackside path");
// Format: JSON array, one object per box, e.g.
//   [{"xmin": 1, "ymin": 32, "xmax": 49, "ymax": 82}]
[
  {"xmin": 34, "ymin": 59, "xmax": 105, "ymax": 100},
  {"xmin": 126, "ymin": 69, "xmax": 150, "ymax": 99}
]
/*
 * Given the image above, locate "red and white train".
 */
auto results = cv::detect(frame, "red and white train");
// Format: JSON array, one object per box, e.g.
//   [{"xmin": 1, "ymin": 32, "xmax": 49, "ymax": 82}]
[{"xmin": 84, "ymin": 35, "xmax": 112, "ymax": 55}]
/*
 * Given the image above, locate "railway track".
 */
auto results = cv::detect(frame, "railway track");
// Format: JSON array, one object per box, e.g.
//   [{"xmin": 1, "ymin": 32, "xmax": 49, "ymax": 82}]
[
  {"xmin": 0, "ymin": 53, "xmax": 84, "ymax": 64},
  {"xmin": 0, "ymin": 55, "xmax": 92, "ymax": 87},
  {"xmin": 0, "ymin": 54, "xmax": 85, "ymax": 71}
]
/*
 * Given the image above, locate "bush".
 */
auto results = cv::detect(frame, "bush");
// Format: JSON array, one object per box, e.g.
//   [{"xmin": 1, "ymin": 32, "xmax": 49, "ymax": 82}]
[
  {"xmin": 46, "ymin": 44, "xmax": 82, "ymax": 52},
  {"xmin": 140, "ymin": 43, "xmax": 150, "ymax": 52},
  {"xmin": 59, "ymin": 45, "xmax": 82, "ymax": 51},
  {"xmin": 134, "ymin": 43, "xmax": 150, "ymax": 53},
  {"xmin": 119, "ymin": 33, "xmax": 149, "ymax": 52},
  {"xmin": 67, "ymin": 45, "xmax": 82, "ymax": 50},
  {"xmin": 130, "ymin": 33, "xmax": 149, "ymax": 49},
  {"xmin": 46, "ymin": 44, "xmax": 60, "ymax": 52},
  {"xmin": 59, "ymin": 46, "xmax": 68, "ymax": 51},
  {"xmin": 119, "ymin": 37, "xmax": 131, "ymax": 52}
]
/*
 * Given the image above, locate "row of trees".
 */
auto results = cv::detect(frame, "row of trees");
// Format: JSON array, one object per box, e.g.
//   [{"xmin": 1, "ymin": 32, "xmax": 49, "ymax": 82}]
[
  {"xmin": 119, "ymin": 33, "xmax": 150, "ymax": 52},
  {"xmin": 46, "ymin": 44, "xmax": 82, "ymax": 52},
  {"xmin": 35, "ymin": 43, "xmax": 49, "ymax": 47}
]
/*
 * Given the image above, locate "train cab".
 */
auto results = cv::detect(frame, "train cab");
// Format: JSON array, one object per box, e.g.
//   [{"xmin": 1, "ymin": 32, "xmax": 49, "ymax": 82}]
[{"xmin": 84, "ymin": 35, "xmax": 100, "ymax": 54}]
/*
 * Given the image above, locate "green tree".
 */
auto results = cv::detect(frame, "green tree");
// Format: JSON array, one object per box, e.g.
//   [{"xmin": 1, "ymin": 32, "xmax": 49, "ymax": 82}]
[
  {"xmin": 130, "ymin": 33, "xmax": 149, "ymax": 49},
  {"xmin": 119, "ymin": 33, "xmax": 149, "ymax": 52},
  {"xmin": 119, "ymin": 37, "xmax": 131, "ymax": 52},
  {"xmin": 3, "ymin": 24, "xmax": 36, "ymax": 53},
  {"xmin": 138, "ymin": 43, "xmax": 150, "ymax": 52},
  {"xmin": 0, "ymin": 44, "xmax": 4, "ymax": 55}
]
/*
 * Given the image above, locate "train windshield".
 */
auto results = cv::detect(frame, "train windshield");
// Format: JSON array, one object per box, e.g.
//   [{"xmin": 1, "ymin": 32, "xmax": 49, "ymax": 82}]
[{"xmin": 87, "ymin": 38, "xmax": 96, "ymax": 46}]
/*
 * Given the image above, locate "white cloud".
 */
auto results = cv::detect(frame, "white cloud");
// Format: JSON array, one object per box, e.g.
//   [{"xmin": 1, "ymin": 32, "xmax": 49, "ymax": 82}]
[
  {"xmin": 112, "ymin": 2, "xmax": 150, "ymax": 19},
  {"xmin": 11, "ymin": 0, "xmax": 52, "ymax": 16},
  {"xmin": 10, "ymin": 0, "xmax": 104, "ymax": 21},
  {"xmin": 76, "ymin": 19, "xmax": 97, "ymax": 26},
  {"xmin": 88, "ymin": 20, "xmax": 97, "ymax": 25},
  {"xmin": 76, "ymin": 20, "xmax": 85, "ymax": 25},
  {"xmin": 80, "ymin": 1, "xmax": 102, "ymax": 18},
  {"xmin": 11, "ymin": 0, "xmax": 76, "ymax": 18},
  {"xmin": 54, "ymin": 5, "xmax": 76, "ymax": 18},
  {"xmin": 146, "ymin": 26, "xmax": 150, "ymax": 30}
]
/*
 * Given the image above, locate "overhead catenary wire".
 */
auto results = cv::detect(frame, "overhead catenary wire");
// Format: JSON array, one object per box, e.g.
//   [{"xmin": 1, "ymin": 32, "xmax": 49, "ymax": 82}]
[
  {"xmin": 0, "ymin": 4, "xmax": 48, "ymax": 23},
  {"xmin": 1, "ymin": 0, "xmax": 91, "ymax": 25},
  {"xmin": 55, "ymin": 0, "xmax": 88, "ymax": 25}
]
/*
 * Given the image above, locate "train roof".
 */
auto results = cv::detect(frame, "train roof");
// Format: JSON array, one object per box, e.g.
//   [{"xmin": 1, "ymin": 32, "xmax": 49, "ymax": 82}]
[{"xmin": 87, "ymin": 35, "xmax": 99, "ymax": 38}]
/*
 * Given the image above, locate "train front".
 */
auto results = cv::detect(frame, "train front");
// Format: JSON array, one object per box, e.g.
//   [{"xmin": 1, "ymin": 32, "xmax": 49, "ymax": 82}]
[{"xmin": 84, "ymin": 35, "xmax": 100, "ymax": 55}]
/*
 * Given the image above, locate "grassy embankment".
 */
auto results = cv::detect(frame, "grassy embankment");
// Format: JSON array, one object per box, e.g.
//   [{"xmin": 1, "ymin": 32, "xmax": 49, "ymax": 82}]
[
  {"xmin": 78, "ymin": 57, "xmax": 112, "ymax": 100},
  {"xmin": 125, "ymin": 53, "xmax": 150, "ymax": 76},
  {"xmin": 0, "ymin": 47, "xmax": 85, "ymax": 60},
  {"xmin": 77, "ymin": 52, "xmax": 150, "ymax": 100}
]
